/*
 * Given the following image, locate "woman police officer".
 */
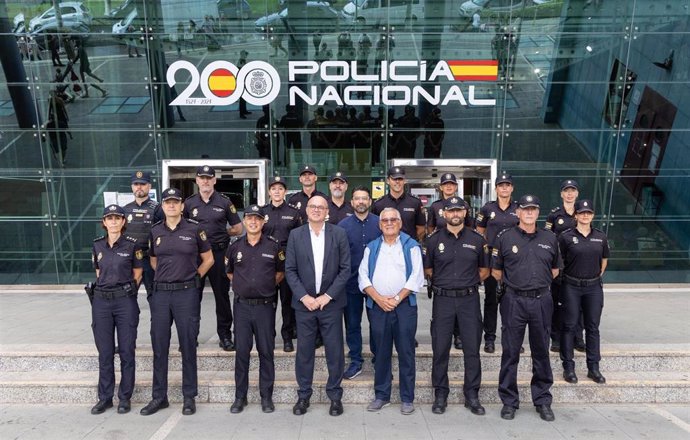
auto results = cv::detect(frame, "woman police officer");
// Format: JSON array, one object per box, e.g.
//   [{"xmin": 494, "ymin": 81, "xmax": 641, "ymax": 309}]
[
  {"xmin": 90, "ymin": 204, "xmax": 143, "ymax": 414},
  {"xmin": 558, "ymin": 199, "xmax": 610, "ymax": 384}
]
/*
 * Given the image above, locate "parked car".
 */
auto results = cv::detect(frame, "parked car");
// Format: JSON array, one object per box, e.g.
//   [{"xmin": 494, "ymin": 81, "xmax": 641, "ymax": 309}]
[
  {"xmin": 342, "ymin": 0, "xmax": 423, "ymax": 27},
  {"xmin": 217, "ymin": 0, "xmax": 252, "ymax": 20},
  {"xmin": 112, "ymin": 8, "xmax": 138, "ymax": 35},
  {"xmin": 255, "ymin": 1, "xmax": 347, "ymax": 32},
  {"xmin": 459, "ymin": 0, "xmax": 524, "ymax": 18},
  {"xmin": 28, "ymin": 2, "xmax": 93, "ymax": 34}
]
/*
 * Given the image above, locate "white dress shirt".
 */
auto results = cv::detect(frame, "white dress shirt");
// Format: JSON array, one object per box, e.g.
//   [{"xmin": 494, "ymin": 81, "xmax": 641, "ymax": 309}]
[
  {"xmin": 309, "ymin": 223, "xmax": 326, "ymax": 293},
  {"xmin": 358, "ymin": 235, "xmax": 424, "ymax": 296}
]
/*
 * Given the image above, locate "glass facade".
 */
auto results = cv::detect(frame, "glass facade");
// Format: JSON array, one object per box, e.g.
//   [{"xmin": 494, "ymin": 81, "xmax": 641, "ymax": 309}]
[{"xmin": 0, "ymin": 0, "xmax": 688, "ymax": 284}]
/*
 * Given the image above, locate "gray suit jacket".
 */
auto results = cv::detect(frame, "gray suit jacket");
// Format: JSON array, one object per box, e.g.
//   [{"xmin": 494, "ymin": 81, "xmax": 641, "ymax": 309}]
[{"xmin": 285, "ymin": 222, "xmax": 351, "ymax": 311}]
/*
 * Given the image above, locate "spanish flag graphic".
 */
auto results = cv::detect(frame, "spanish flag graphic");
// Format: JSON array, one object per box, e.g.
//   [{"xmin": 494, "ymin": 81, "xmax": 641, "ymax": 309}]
[
  {"xmin": 208, "ymin": 68, "xmax": 237, "ymax": 97},
  {"xmin": 447, "ymin": 60, "xmax": 498, "ymax": 81}
]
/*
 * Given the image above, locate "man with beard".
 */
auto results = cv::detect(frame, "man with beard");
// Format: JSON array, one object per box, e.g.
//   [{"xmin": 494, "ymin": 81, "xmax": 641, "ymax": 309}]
[{"xmin": 327, "ymin": 172, "xmax": 354, "ymax": 225}]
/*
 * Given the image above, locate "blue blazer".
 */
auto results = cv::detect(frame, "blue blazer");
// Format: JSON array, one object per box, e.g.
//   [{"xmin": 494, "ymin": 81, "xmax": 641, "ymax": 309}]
[{"xmin": 285, "ymin": 222, "xmax": 351, "ymax": 311}]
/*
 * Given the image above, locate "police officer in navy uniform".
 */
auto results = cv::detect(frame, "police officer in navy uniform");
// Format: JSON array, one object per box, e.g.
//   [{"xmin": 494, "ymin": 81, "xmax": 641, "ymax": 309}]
[
  {"xmin": 227, "ymin": 205, "xmax": 285, "ymax": 414},
  {"xmin": 123, "ymin": 171, "xmax": 163, "ymax": 295},
  {"xmin": 141, "ymin": 188, "xmax": 214, "ymax": 416},
  {"xmin": 327, "ymin": 172, "xmax": 354, "ymax": 225},
  {"xmin": 90, "ymin": 204, "xmax": 143, "ymax": 415},
  {"xmin": 424, "ymin": 197, "xmax": 489, "ymax": 416},
  {"xmin": 492, "ymin": 194, "xmax": 562, "ymax": 422},
  {"xmin": 475, "ymin": 173, "xmax": 519, "ymax": 353},
  {"xmin": 558, "ymin": 199, "xmax": 610, "ymax": 385},
  {"xmin": 545, "ymin": 179, "xmax": 585, "ymax": 353},
  {"xmin": 262, "ymin": 176, "xmax": 301, "ymax": 352},
  {"xmin": 288, "ymin": 165, "xmax": 328, "ymax": 223},
  {"xmin": 426, "ymin": 172, "xmax": 476, "ymax": 350},
  {"xmin": 372, "ymin": 167, "xmax": 426, "ymax": 242},
  {"xmin": 183, "ymin": 165, "xmax": 243, "ymax": 351}
]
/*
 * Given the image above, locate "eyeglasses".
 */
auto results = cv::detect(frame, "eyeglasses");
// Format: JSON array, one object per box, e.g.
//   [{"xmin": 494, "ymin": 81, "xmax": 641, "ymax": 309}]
[
  {"xmin": 307, "ymin": 205, "xmax": 327, "ymax": 211},
  {"xmin": 380, "ymin": 218, "xmax": 400, "ymax": 224}
]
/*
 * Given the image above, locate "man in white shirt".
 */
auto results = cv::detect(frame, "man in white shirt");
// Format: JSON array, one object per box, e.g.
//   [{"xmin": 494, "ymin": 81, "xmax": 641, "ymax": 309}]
[{"xmin": 358, "ymin": 207, "xmax": 424, "ymax": 415}]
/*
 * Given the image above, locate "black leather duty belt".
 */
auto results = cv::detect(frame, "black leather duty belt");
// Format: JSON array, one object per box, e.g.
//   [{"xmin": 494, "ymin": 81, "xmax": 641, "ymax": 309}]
[
  {"xmin": 211, "ymin": 242, "xmax": 229, "ymax": 251},
  {"xmin": 153, "ymin": 278, "xmax": 200, "ymax": 291},
  {"xmin": 94, "ymin": 283, "xmax": 135, "ymax": 299},
  {"xmin": 511, "ymin": 288, "xmax": 548, "ymax": 298},
  {"xmin": 433, "ymin": 286, "xmax": 478, "ymax": 297},
  {"xmin": 564, "ymin": 275, "xmax": 601, "ymax": 287},
  {"xmin": 235, "ymin": 296, "xmax": 277, "ymax": 306}
]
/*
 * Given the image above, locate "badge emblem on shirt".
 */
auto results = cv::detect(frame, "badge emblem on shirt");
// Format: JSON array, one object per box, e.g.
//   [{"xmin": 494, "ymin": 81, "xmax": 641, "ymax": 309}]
[
  {"xmin": 438, "ymin": 243, "xmax": 445, "ymax": 253},
  {"xmin": 572, "ymin": 237, "xmax": 578, "ymax": 244},
  {"xmin": 230, "ymin": 205, "xmax": 237, "ymax": 214},
  {"xmin": 135, "ymin": 250, "xmax": 143, "ymax": 260},
  {"xmin": 192, "ymin": 208, "xmax": 198, "ymax": 218},
  {"xmin": 438, "ymin": 209, "xmax": 443, "ymax": 218},
  {"xmin": 236, "ymin": 251, "xmax": 243, "ymax": 262},
  {"xmin": 97, "ymin": 252, "xmax": 103, "ymax": 262},
  {"xmin": 224, "ymin": 256, "xmax": 229, "ymax": 266},
  {"xmin": 200, "ymin": 230, "xmax": 207, "ymax": 241},
  {"xmin": 278, "ymin": 250, "xmax": 286, "ymax": 261},
  {"xmin": 512, "ymin": 245, "xmax": 518, "ymax": 253},
  {"xmin": 483, "ymin": 244, "xmax": 489, "ymax": 254},
  {"xmin": 558, "ymin": 218, "xmax": 564, "ymax": 225},
  {"xmin": 490, "ymin": 212, "xmax": 496, "ymax": 219},
  {"xmin": 156, "ymin": 237, "xmax": 161, "ymax": 246},
  {"xmin": 264, "ymin": 214, "xmax": 269, "ymax": 222},
  {"xmin": 296, "ymin": 201, "xmax": 302, "ymax": 210},
  {"xmin": 127, "ymin": 214, "xmax": 133, "ymax": 222}
]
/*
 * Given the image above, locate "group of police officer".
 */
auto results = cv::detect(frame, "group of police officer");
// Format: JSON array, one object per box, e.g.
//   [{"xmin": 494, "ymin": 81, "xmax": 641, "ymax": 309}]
[{"xmin": 89, "ymin": 165, "xmax": 609, "ymax": 421}]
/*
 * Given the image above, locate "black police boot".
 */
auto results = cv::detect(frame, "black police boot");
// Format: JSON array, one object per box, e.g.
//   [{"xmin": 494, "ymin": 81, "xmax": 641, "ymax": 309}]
[
  {"xmin": 465, "ymin": 399, "xmax": 485, "ymax": 415},
  {"xmin": 117, "ymin": 399, "xmax": 131, "ymax": 414},
  {"xmin": 140, "ymin": 397, "xmax": 169, "ymax": 416},
  {"xmin": 500, "ymin": 404, "xmax": 516, "ymax": 420},
  {"xmin": 182, "ymin": 397, "xmax": 196, "ymax": 415},
  {"xmin": 454, "ymin": 336, "xmax": 463, "ymax": 350},
  {"xmin": 563, "ymin": 369, "xmax": 578, "ymax": 384},
  {"xmin": 293, "ymin": 398, "xmax": 310, "ymax": 415},
  {"xmin": 550, "ymin": 339, "xmax": 560, "ymax": 353},
  {"xmin": 230, "ymin": 397, "xmax": 248, "ymax": 414},
  {"xmin": 315, "ymin": 335, "xmax": 323, "ymax": 349},
  {"xmin": 574, "ymin": 338, "xmax": 586, "ymax": 352},
  {"xmin": 484, "ymin": 341, "xmax": 495, "ymax": 353},
  {"xmin": 329, "ymin": 399, "xmax": 343, "ymax": 416},
  {"xmin": 431, "ymin": 396, "xmax": 447, "ymax": 414},
  {"xmin": 587, "ymin": 368, "xmax": 606, "ymax": 384},
  {"xmin": 536, "ymin": 404, "xmax": 555, "ymax": 422},
  {"xmin": 90, "ymin": 399, "xmax": 113, "ymax": 415},
  {"xmin": 261, "ymin": 397, "xmax": 275, "ymax": 413},
  {"xmin": 219, "ymin": 337, "xmax": 235, "ymax": 352},
  {"xmin": 283, "ymin": 339, "xmax": 294, "ymax": 353}
]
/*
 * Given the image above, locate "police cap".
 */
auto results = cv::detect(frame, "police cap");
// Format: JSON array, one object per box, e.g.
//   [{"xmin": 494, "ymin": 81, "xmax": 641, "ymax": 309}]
[
  {"xmin": 244, "ymin": 204, "xmax": 265, "ymax": 218},
  {"xmin": 495, "ymin": 173, "xmax": 513, "ymax": 186},
  {"xmin": 161, "ymin": 188, "xmax": 183, "ymax": 201},
  {"xmin": 440, "ymin": 173, "xmax": 457, "ymax": 184},
  {"xmin": 561, "ymin": 179, "xmax": 579, "ymax": 191},
  {"xmin": 444, "ymin": 197, "xmax": 467, "ymax": 210},
  {"xmin": 131, "ymin": 170, "xmax": 151, "ymax": 184},
  {"xmin": 575, "ymin": 199, "xmax": 594, "ymax": 213},
  {"xmin": 387, "ymin": 167, "xmax": 405, "ymax": 179},
  {"xmin": 330, "ymin": 171, "xmax": 348, "ymax": 183},
  {"xmin": 300, "ymin": 165, "xmax": 317, "ymax": 176},
  {"xmin": 269, "ymin": 176, "xmax": 287, "ymax": 188},
  {"xmin": 518, "ymin": 194, "xmax": 540, "ymax": 209},
  {"xmin": 196, "ymin": 165, "xmax": 215, "ymax": 177},
  {"xmin": 102, "ymin": 204, "xmax": 126, "ymax": 218}
]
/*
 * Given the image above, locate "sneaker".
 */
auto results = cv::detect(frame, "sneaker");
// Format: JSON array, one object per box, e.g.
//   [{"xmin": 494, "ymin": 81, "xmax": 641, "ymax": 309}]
[
  {"xmin": 366, "ymin": 398, "xmax": 390, "ymax": 412},
  {"xmin": 400, "ymin": 402, "xmax": 415, "ymax": 415},
  {"xmin": 344, "ymin": 364, "xmax": 362, "ymax": 380}
]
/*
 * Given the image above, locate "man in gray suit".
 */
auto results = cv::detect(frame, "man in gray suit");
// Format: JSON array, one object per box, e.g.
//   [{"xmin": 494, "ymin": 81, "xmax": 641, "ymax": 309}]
[{"xmin": 285, "ymin": 194, "xmax": 351, "ymax": 417}]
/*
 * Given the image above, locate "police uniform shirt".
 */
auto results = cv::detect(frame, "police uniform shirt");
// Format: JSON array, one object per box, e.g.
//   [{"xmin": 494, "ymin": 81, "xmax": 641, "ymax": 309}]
[
  {"xmin": 372, "ymin": 192, "xmax": 425, "ymax": 239},
  {"xmin": 424, "ymin": 228, "xmax": 489, "ymax": 289},
  {"xmin": 327, "ymin": 198, "xmax": 354, "ymax": 225},
  {"xmin": 226, "ymin": 235, "xmax": 285, "ymax": 298},
  {"xmin": 123, "ymin": 198, "xmax": 163, "ymax": 250},
  {"xmin": 428, "ymin": 198, "xmax": 475, "ymax": 231},
  {"xmin": 183, "ymin": 191, "xmax": 241, "ymax": 246},
  {"xmin": 92, "ymin": 235, "xmax": 143, "ymax": 288},
  {"xmin": 148, "ymin": 219, "xmax": 212, "ymax": 282},
  {"xmin": 262, "ymin": 201, "xmax": 301, "ymax": 246},
  {"xmin": 492, "ymin": 226, "xmax": 563, "ymax": 291},
  {"xmin": 476, "ymin": 200, "xmax": 519, "ymax": 247},
  {"xmin": 288, "ymin": 189, "xmax": 328, "ymax": 223},
  {"xmin": 558, "ymin": 228, "xmax": 610, "ymax": 279},
  {"xmin": 545, "ymin": 205, "xmax": 576, "ymax": 236}
]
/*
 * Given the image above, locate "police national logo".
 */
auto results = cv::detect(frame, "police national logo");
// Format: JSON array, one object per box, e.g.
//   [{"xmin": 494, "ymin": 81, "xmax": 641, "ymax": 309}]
[
  {"xmin": 156, "ymin": 236, "xmax": 161, "ymax": 246},
  {"xmin": 168, "ymin": 60, "xmax": 281, "ymax": 106},
  {"xmin": 97, "ymin": 252, "xmax": 103, "ymax": 262},
  {"xmin": 135, "ymin": 249, "xmax": 144, "ymax": 260},
  {"xmin": 192, "ymin": 208, "xmax": 198, "ymax": 218},
  {"xmin": 136, "ymin": 171, "xmax": 143, "ymax": 178},
  {"xmin": 512, "ymin": 245, "xmax": 518, "ymax": 253},
  {"xmin": 200, "ymin": 230, "xmax": 207, "ymax": 241},
  {"xmin": 278, "ymin": 250, "xmax": 286, "ymax": 261}
]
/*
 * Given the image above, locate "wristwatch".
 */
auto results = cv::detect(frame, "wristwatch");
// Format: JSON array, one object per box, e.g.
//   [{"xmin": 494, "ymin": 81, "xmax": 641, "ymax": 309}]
[{"xmin": 394, "ymin": 294, "xmax": 400, "ymax": 303}]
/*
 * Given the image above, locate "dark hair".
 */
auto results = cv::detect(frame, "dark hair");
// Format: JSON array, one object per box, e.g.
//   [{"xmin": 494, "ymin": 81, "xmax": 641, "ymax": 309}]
[{"xmin": 351, "ymin": 185, "xmax": 371, "ymax": 197}]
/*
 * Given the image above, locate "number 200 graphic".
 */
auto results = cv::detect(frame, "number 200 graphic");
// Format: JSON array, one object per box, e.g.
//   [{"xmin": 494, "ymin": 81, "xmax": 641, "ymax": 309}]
[{"xmin": 166, "ymin": 60, "xmax": 281, "ymax": 106}]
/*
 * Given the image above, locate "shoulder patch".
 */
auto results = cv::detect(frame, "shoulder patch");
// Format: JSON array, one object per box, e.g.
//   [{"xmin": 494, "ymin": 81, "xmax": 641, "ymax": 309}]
[
  {"xmin": 218, "ymin": 192, "xmax": 230, "ymax": 200},
  {"xmin": 266, "ymin": 235, "xmax": 280, "ymax": 243},
  {"xmin": 93, "ymin": 235, "xmax": 106, "ymax": 242},
  {"xmin": 125, "ymin": 236, "xmax": 138, "ymax": 243},
  {"xmin": 550, "ymin": 206, "xmax": 560, "ymax": 213}
]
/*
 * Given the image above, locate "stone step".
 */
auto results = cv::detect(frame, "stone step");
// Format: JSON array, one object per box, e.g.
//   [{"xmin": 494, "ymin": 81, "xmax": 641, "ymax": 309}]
[
  {"xmin": 1, "ymin": 345, "xmax": 688, "ymax": 373},
  {"xmin": 0, "ymin": 370, "xmax": 687, "ymax": 404}
]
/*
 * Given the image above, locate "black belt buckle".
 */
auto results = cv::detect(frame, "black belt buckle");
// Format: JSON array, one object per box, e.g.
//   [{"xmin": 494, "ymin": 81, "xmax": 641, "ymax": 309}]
[{"xmin": 515, "ymin": 289, "xmax": 542, "ymax": 298}]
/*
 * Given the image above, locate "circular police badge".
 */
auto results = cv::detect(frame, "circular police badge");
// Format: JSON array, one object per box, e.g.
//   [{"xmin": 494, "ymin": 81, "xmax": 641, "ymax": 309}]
[
  {"xmin": 135, "ymin": 250, "xmax": 144, "ymax": 260},
  {"xmin": 490, "ymin": 212, "xmax": 496, "ymax": 219},
  {"xmin": 483, "ymin": 244, "xmax": 489, "ymax": 254},
  {"xmin": 237, "ymin": 61, "xmax": 281, "ymax": 106},
  {"xmin": 236, "ymin": 252, "xmax": 243, "ymax": 262},
  {"xmin": 97, "ymin": 252, "xmax": 103, "ymax": 262},
  {"xmin": 296, "ymin": 201, "xmax": 302, "ymax": 210},
  {"xmin": 512, "ymin": 245, "xmax": 518, "ymax": 253},
  {"xmin": 230, "ymin": 205, "xmax": 237, "ymax": 214},
  {"xmin": 264, "ymin": 214, "xmax": 269, "ymax": 222},
  {"xmin": 278, "ymin": 250, "xmax": 285, "ymax": 261},
  {"xmin": 156, "ymin": 237, "xmax": 161, "ymax": 246},
  {"xmin": 438, "ymin": 243, "xmax": 445, "ymax": 253},
  {"xmin": 136, "ymin": 171, "xmax": 143, "ymax": 178},
  {"xmin": 558, "ymin": 218, "xmax": 564, "ymax": 225},
  {"xmin": 192, "ymin": 208, "xmax": 198, "ymax": 218},
  {"xmin": 572, "ymin": 237, "xmax": 579, "ymax": 244},
  {"xmin": 203, "ymin": 166, "xmax": 209, "ymax": 172},
  {"xmin": 127, "ymin": 214, "xmax": 133, "ymax": 222},
  {"xmin": 438, "ymin": 209, "xmax": 443, "ymax": 218},
  {"xmin": 200, "ymin": 230, "xmax": 207, "ymax": 241}
]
